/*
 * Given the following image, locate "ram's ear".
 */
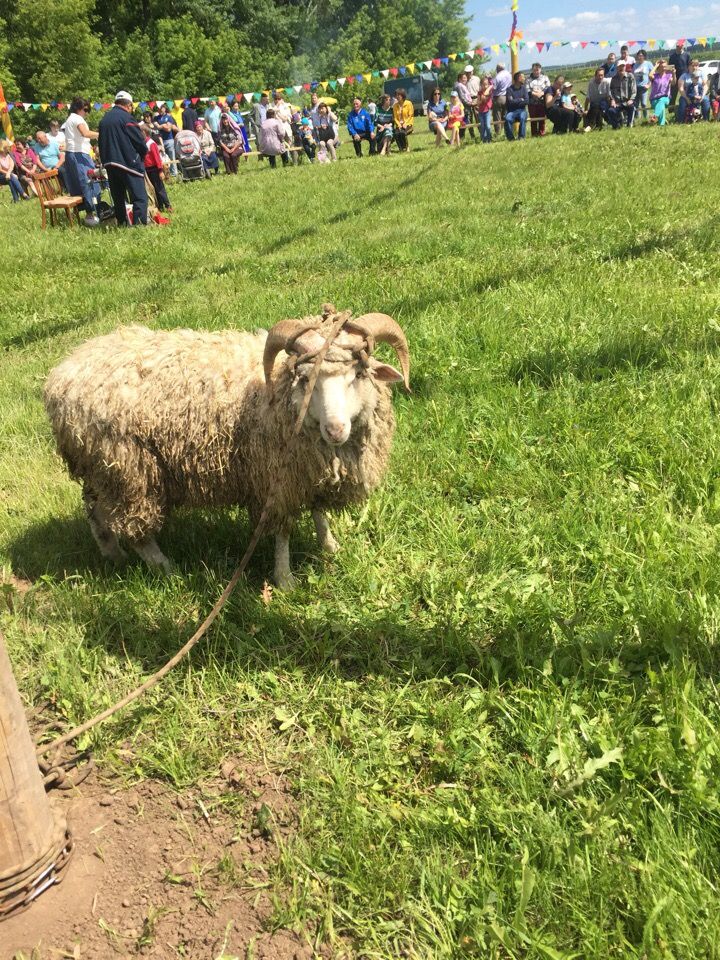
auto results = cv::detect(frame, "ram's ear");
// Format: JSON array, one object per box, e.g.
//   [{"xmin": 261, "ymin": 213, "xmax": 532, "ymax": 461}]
[{"xmin": 369, "ymin": 358, "xmax": 404, "ymax": 383}]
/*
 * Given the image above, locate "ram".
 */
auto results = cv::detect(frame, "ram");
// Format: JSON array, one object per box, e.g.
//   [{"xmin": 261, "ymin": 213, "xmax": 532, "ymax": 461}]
[{"xmin": 44, "ymin": 306, "xmax": 410, "ymax": 588}]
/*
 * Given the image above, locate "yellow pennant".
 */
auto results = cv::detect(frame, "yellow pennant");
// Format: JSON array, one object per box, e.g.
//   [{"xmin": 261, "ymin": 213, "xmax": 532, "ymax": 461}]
[
  {"xmin": 491, "ymin": 44, "xmax": 500, "ymax": 53},
  {"xmin": 647, "ymin": 38, "xmax": 656, "ymax": 48},
  {"xmin": 599, "ymin": 40, "xmax": 608, "ymax": 48},
  {"xmin": 405, "ymin": 63, "xmax": 416, "ymax": 74},
  {"xmin": 174, "ymin": 99, "xmax": 183, "ymax": 107},
  {"xmin": 697, "ymin": 36, "xmax": 707, "ymax": 45},
  {"xmin": 448, "ymin": 52, "xmax": 457, "ymax": 60},
  {"xmin": 320, "ymin": 81, "xmax": 328, "ymax": 90},
  {"xmin": 41, "ymin": 103, "xmax": 49, "ymax": 110},
  {"xmin": 363, "ymin": 73, "xmax": 372, "ymax": 83}
]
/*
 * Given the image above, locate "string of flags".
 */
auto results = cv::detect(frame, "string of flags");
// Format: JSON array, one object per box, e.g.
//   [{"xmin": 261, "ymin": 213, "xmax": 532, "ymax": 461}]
[{"xmin": 5, "ymin": 35, "xmax": 718, "ymax": 113}]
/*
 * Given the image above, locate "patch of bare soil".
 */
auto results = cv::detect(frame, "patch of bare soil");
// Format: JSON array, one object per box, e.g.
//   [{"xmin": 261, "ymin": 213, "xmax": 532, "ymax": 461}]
[{"xmin": 2, "ymin": 762, "xmax": 323, "ymax": 960}]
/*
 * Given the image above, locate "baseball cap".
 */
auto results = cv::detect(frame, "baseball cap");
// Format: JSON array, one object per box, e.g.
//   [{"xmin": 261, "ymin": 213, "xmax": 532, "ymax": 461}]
[
  {"xmin": 115, "ymin": 90, "xmax": 133, "ymax": 102},
  {"xmin": 466, "ymin": 64, "xmax": 474, "ymax": 73},
  {"xmin": 562, "ymin": 81, "xmax": 573, "ymax": 89}
]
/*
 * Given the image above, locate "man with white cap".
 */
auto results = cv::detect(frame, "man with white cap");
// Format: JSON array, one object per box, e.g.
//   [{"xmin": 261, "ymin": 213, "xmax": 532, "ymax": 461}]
[{"xmin": 98, "ymin": 91, "xmax": 149, "ymax": 226}]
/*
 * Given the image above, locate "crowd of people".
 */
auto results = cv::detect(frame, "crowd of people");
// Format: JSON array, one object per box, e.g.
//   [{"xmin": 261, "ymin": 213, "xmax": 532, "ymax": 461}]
[{"xmin": 1, "ymin": 43, "xmax": 717, "ymax": 224}]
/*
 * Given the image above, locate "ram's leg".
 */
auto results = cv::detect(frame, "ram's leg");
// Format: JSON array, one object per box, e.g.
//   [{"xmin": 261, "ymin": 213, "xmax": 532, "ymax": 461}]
[
  {"xmin": 274, "ymin": 532, "xmax": 297, "ymax": 591},
  {"xmin": 312, "ymin": 508, "xmax": 339, "ymax": 555},
  {"xmin": 132, "ymin": 536, "xmax": 173, "ymax": 575},
  {"xmin": 83, "ymin": 491, "xmax": 127, "ymax": 563}
]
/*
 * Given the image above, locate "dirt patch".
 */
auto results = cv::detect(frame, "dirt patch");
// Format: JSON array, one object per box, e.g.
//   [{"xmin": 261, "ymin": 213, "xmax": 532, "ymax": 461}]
[
  {"xmin": 1, "ymin": 574, "xmax": 33, "ymax": 612},
  {"xmin": 2, "ymin": 762, "xmax": 323, "ymax": 960}
]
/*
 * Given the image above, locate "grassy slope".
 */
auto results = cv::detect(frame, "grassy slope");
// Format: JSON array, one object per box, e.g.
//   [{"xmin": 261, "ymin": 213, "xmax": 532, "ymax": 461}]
[{"xmin": 2, "ymin": 126, "xmax": 720, "ymax": 959}]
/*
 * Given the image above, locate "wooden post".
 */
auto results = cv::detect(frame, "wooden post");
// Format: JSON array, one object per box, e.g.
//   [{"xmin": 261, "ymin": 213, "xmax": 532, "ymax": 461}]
[{"xmin": 0, "ymin": 631, "xmax": 72, "ymax": 920}]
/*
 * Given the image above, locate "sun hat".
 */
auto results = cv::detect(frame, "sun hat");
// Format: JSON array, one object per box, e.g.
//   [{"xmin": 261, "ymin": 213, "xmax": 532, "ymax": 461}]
[
  {"xmin": 562, "ymin": 81, "xmax": 573, "ymax": 88},
  {"xmin": 451, "ymin": 89, "xmax": 460, "ymax": 97},
  {"xmin": 115, "ymin": 90, "xmax": 133, "ymax": 102}
]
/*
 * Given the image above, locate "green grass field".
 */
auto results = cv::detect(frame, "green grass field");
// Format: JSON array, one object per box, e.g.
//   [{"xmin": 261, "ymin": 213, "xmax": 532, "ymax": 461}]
[{"xmin": 3, "ymin": 124, "xmax": 720, "ymax": 958}]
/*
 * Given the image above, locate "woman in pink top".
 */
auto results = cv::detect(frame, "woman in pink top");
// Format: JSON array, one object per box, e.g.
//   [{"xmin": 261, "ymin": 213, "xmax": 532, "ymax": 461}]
[
  {"xmin": 12, "ymin": 139, "xmax": 40, "ymax": 196},
  {"xmin": 0, "ymin": 142, "xmax": 29, "ymax": 201},
  {"xmin": 477, "ymin": 75, "xmax": 493, "ymax": 143},
  {"xmin": 650, "ymin": 60, "xmax": 672, "ymax": 126}
]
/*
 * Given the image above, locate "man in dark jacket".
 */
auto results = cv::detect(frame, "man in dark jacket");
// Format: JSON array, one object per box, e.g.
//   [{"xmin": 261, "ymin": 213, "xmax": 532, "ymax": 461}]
[
  {"xmin": 608, "ymin": 63, "xmax": 637, "ymax": 128},
  {"xmin": 98, "ymin": 91, "xmax": 148, "ymax": 226},
  {"xmin": 182, "ymin": 101, "xmax": 199, "ymax": 130}
]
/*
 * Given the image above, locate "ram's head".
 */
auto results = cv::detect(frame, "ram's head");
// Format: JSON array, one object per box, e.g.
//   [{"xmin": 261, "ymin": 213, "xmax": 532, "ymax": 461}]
[{"xmin": 263, "ymin": 311, "xmax": 410, "ymax": 446}]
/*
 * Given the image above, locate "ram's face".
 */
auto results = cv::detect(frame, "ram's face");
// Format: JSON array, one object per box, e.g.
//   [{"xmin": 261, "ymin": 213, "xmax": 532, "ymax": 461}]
[{"xmin": 290, "ymin": 351, "xmax": 402, "ymax": 446}]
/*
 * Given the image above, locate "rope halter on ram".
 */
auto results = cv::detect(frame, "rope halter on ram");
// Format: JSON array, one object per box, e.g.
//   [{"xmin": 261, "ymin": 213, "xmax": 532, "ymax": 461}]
[{"xmin": 262, "ymin": 303, "xmax": 411, "ymax": 433}]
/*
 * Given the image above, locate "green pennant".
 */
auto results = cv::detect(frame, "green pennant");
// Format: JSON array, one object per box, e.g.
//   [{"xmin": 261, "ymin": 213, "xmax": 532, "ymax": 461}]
[
  {"xmin": 329, "ymin": 79, "xmax": 337, "ymax": 89},
  {"xmin": 457, "ymin": 51, "xmax": 464, "ymax": 58},
  {"xmin": 284, "ymin": 86, "xmax": 293, "ymax": 96},
  {"xmin": 32, "ymin": 103, "xmax": 40, "ymax": 109},
  {"xmin": 500, "ymin": 42, "xmax": 508, "ymax": 50},
  {"xmin": 372, "ymin": 70, "xmax": 380, "ymax": 77},
  {"xmin": 416, "ymin": 62, "xmax": 424, "ymax": 70},
  {"xmin": 658, "ymin": 39, "xmax": 666, "ymax": 48},
  {"xmin": 253, "ymin": 92, "xmax": 261, "ymax": 101},
  {"xmin": 708, "ymin": 36, "xmax": 716, "ymax": 44}
]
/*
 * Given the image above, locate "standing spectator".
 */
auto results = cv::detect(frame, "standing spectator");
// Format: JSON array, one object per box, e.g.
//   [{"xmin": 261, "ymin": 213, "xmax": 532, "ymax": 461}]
[
  {"xmin": 375, "ymin": 93, "xmax": 395, "ymax": 155},
  {"xmin": 313, "ymin": 102, "xmax": 338, "ymax": 161},
  {"xmin": 367, "ymin": 98, "xmax": 377, "ymax": 120},
  {"xmin": 182, "ymin": 100, "xmax": 199, "ymax": 131},
  {"xmin": 465, "ymin": 64, "xmax": 481, "ymax": 134},
  {"xmin": 492, "ymin": 62, "xmax": 512, "ymax": 137},
  {"xmin": 527, "ymin": 62, "xmax": 550, "ymax": 136},
  {"xmin": 346, "ymin": 98, "xmax": 376, "ymax": 156},
  {"xmin": 650, "ymin": 60, "xmax": 672, "ymax": 125},
  {"xmin": 153, "ymin": 103, "xmax": 178, "ymax": 176},
  {"xmin": 0, "ymin": 141, "xmax": 29, "ymax": 201},
  {"xmin": 219, "ymin": 113, "xmax": 243, "ymax": 173},
  {"xmin": 632, "ymin": 50, "xmax": 653, "ymax": 122},
  {"xmin": 668, "ymin": 42, "xmax": 689, "ymax": 105},
  {"xmin": 194, "ymin": 120, "xmax": 219, "ymax": 175},
  {"xmin": 306, "ymin": 92, "xmax": 321, "ymax": 126},
  {"xmin": 608, "ymin": 62, "xmax": 637, "ymax": 127},
  {"xmin": 204, "ymin": 98, "xmax": 222, "ymax": 147},
  {"xmin": 48, "ymin": 119, "xmax": 65, "ymax": 148},
  {"xmin": 252, "ymin": 92, "xmax": 270, "ymax": 151},
  {"xmin": 447, "ymin": 91, "xmax": 464, "ymax": 146},
  {"xmin": 63, "ymin": 97, "xmax": 100, "ymax": 226},
  {"xmin": 427, "ymin": 88, "xmax": 450, "ymax": 146},
  {"xmin": 677, "ymin": 60, "xmax": 710, "ymax": 122},
  {"xmin": 601, "ymin": 52, "xmax": 618, "ymax": 79},
  {"xmin": 98, "ymin": 90, "xmax": 148, "ymax": 227},
  {"xmin": 584, "ymin": 68, "xmax": 610, "ymax": 130},
  {"xmin": 504, "ymin": 71, "xmax": 529, "ymax": 141},
  {"xmin": 144, "ymin": 131, "xmax": 171, "ymax": 211},
  {"xmin": 477, "ymin": 75, "xmax": 493, "ymax": 142},
  {"xmin": 392, "ymin": 88, "xmax": 414, "ymax": 151},
  {"xmin": 452, "ymin": 71, "xmax": 474, "ymax": 140},
  {"xmin": 35, "ymin": 130, "xmax": 66, "ymax": 187},
  {"xmin": 620, "ymin": 45, "xmax": 635, "ymax": 67},
  {"xmin": 223, "ymin": 103, "xmax": 251, "ymax": 153},
  {"xmin": 710, "ymin": 69, "xmax": 720, "ymax": 119},
  {"xmin": 259, "ymin": 108, "xmax": 290, "ymax": 168}
]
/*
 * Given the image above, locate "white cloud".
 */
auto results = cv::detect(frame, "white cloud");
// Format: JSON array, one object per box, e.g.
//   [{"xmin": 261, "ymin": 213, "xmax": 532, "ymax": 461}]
[{"xmin": 485, "ymin": 6, "xmax": 508, "ymax": 16}]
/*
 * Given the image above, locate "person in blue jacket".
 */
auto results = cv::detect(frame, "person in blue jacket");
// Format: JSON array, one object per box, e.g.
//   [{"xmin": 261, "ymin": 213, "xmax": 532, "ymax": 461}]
[
  {"xmin": 346, "ymin": 97, "xmax": 376, "ymax": 156},
  {"xmin": 98, "ymin": 91, "xmax": 149, "ymax": 226}
]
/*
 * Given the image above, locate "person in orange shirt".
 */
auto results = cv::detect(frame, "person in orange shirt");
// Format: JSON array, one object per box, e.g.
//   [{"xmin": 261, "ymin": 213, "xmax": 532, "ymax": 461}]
[{"xmin": 392, "ymin": 89, "xmax": 414, "ymax": 152}]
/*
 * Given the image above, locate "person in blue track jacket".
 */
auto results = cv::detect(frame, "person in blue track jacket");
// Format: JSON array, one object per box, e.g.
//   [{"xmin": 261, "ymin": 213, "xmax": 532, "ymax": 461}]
[
  {"xmin": 98, "ymin": 91, "xmax": 149, "ymax": 226},
  {"xmin": 346, "ymin": 98, "xmax": 376, "ymax": 157}
]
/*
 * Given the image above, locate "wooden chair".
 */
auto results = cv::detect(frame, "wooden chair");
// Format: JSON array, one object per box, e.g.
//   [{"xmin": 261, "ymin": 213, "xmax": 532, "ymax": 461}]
[{"xmin": 34, "ymin": 170, "xmax": 84, "ymax": 229}]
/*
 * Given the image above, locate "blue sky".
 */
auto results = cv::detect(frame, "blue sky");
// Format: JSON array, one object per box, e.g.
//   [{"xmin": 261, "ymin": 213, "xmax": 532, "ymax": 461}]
[{"xmin": 465, "ymin": 1, "xmax": 720, "ymax": 66}]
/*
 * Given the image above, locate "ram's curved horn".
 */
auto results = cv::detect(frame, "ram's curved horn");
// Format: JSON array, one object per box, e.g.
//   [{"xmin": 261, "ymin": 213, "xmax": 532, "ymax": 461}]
[
  {"xmin": 348, "ymin": 313, "xmax": 410, "ymax": 389},
  {"xmin": 263, "ymin": 319, "xmax": 322, "ymax": 383}
]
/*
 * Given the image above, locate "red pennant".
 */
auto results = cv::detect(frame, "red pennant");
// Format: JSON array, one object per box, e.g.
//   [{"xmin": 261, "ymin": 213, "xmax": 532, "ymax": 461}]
[
  {"xmin": 346, "ymin": 76, "xmax": 354, "ymax": 84},
  {"xmin": 628, "ymin": 40, "xmax": 637, "ymax": 47},
  {"xmin": 432, "ymin": 58, "xmax": 441, "ymax": 67},
  {"xmin": 536, "ymin": 41, "xmax": 544, "ymax": 52},
  {"xmin": 677, "ymin": 38, "xmax": 686, "ymax": 45},
  {"xmin": 102, "ymin": 102, "xmax": 111, "ymax": 109},
  {"xmin": 191, "ymin": 97, "xmax": 199, "ymax": 104},
  {"xmin": 148, "ymin": 100, "xmax": 156, "ymax": 108},
  {"xmin": 475, "ymin": 48, "xmax": 483, "ymax": 55},
  {"xmin": 390, "ymin": 67, "xmax": 399, "ymax": 77},
  {"xmin": 57, "ymin": 102, "xmax": 64, "ymax": 109},
  {"xmin": 581, "ymin": 41, "xmax": 588, "ymax": 49},
  {"xmin": 303, "ymin": 82, "xmax": 311, "ymax": 90}
]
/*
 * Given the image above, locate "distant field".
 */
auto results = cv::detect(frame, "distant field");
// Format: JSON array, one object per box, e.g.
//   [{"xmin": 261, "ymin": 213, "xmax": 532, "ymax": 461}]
[{"xmin": 2, "ymin": 124, "xmax": 720, "ymax": 958}]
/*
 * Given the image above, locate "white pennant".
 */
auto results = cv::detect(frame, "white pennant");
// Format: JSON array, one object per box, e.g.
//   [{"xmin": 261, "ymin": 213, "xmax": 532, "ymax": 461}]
[
  {"xmin": 293, "ymin": 85, "xmax": 302, "ymax": 93},
  {"xmin": 465, "ymin": 49, "xmax": 475, "ymax": 58},
  {"xmin": 423, "ymin": 60, "xmax": 432, "ymax": 69},
  {"xmin": 570, "ymin": 41, "xmax": 579, "ymax": 48},
  {"xmin": 337, "ymin": 77, "xmax": 346, "ymax": 85},
  {"xmin": 381, "ymin": 69, "xmax": 390, "ymax": 78},
  {"xmin": 666, "ymin": 38, "xmax": 676, "ymax": 47},
  {"xmin": 244, "ymin": 93, "xmax": 254, "ymax": 103},
  {"xmin": 22, "ymin": 102, "xmax": 31, "ymax": 110}
]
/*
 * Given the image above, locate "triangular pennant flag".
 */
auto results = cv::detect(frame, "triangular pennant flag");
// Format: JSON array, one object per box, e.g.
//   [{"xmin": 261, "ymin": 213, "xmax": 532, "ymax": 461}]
[
  {"xmin": 329, "ymin": 79, "xmax": 337, "ymax": 89},
  {"xmin": 536, "ymin": 41, "xmax": 544, "ymax": 52},
  {"xmin": 174, "ymin": 99, "xmax": 182, "ymax": 108},
  {"xmin": 337, "ymin": 77, "xmax": 346, "ymax": 86},
  {"xmin": 686, "ymin": 37, "xmax": 696, "ymax": 46},
  {"xmin": 320, "ymin": 81, "xmax": 329, "ymax": 90},
  {"xmin": 708, "ymin": 36, "xmax": 716, "ymax": 45},
  {"xmin": 389, "ymin": 67, "xmax": 398, "ymax": 77},
  {"xmin": 139, "ymin": 101, "xmax": 148, "ymax": 110},
  {"xmin": 647, "ymin": 39, "xmax": 656, "ymax": 48},
  {"xmin": 191, "ymin": 97, "xmax": 199, "ymax": 104},
  {"xmin": 424, "ymin": 60, "xmax": 432, "ymax": 69},
  {"xmin": 41, "ymin": 103, "xmax": 48, "ymax": 110},
  {"xmin": 432, "ymin": 57, "xmax": 441, "ymax": 66},
  {"xmin": 355, "ymin": 74, "xmax": 363, "ymax": 82},
  {"xmin": 466, "ymin": 49, "xmax": 475, "ymax": 58},
  {"xmin": 570, "ymin": 41, "xmax": 579, "ymax": 48},
  {"xmin": 491, "ymin": 45, "xmax": 499, "ymax": 54},
  {"xmin": 440, "ymin": 56, "xmax": 449, "ymax": 64},
  {"xmin": 500, "ymin": 42, "xmax": 508, "ymax": 50},
  {"xmin": 552, "ymin": 40, "xmax": 561, "ymax": 46},
  {"xmin": 475, "ymin": 48, "xmax": 483, "ymax": 55},
  {"xmin": 666, "ymin": 39, "xmax": 676, "ymax": 48},
  {"xmin": 697, "ymin": 36, "xmax": 707, "ymax": 46},
  {"xmin": 405, "ymin": 64, "xmax": 415, "ymax": 74},
  {"xmin": 399, "ymin": 66, "xmax": 406, "ymax": 75},
  {"xmin": 599, "ymin": 40, "xmax": 609, "ymax": 48},
  {"xmin": 381, "ymin": 69, "xmax": 390, "ymax": 78},
  {"xmin": 346, "ymin": 76, "xmax": 354, "ymax": 84},
  {"xmin": 415, "ymin": 63, "xmax": 424, "ymax": 70},
  {"xmin": 22, "ymin": 102, "xmax": 31, "ymax": 110},
  {"xmin": 457, "ymin": 52, "xmax": 465, "ymax": 58},
  {"xmin": 303, "ymin": 83, "xmax": 311, "ymax": 90},
  {"xmin": 363, "ymin": 73, "xmax": 372, "ymax": 83},
  {"xmin": 32, "ymin": 102, "xmax": 41, "ymax": 109},
  {"xmin": 658, "ymin": 39, "xmax": 666, "ymax": 48},
  {"xmin": 581, "ymin": 41, "xmax": 589, "ymax": 48},
  {"xmin": 244, "ymin": 93, "xmax": 254, "ymax": 103},
  {"xmin": 448, "ymin": 52, "xmax": 457, "ymax": 60},
  {"xmin": 293, "ymin": 85, "xmax": 302, "ymax": 93}
]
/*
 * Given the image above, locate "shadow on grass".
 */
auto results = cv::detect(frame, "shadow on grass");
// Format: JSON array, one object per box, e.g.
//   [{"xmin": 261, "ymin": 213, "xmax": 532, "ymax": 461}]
[
  {"xmin": 508, "ymin": 326, "xmax": 720, "ymax": 388},
  {"xmin": 1, "ymin": 315, "xmax": 93, "ymax": 350}
]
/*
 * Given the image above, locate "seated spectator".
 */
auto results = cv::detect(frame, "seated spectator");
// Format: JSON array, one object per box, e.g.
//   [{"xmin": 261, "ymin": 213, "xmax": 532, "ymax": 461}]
[
  {"xmin": 584, "ymin": 68, "xmax": 610, "ymax": 130},
  {"xmin": 298, "ymin": 117, "xmax": 316, "ymax": 162},
  {"xmin": 527, "ymin": 62, "xmax": 550, "ymax": 136},
  {"xmin": 346, "ymin": 97, "xmax": 376, "ymax": 156},
  {"xmin": 219, "ymin": 113, "xmax": 244, "ymax": 173},
  {"xmin": 560, "ymin": 82, "xmax": 587, "ymax": 132},
  {"xmin": 153, "ymin": 104, "xmax": 178, "ymax": 176},
  {"xmin": 633, "ymin": 50, "xmax": 653, "ymax": 121},
  {"xmin": 677, "ymin": 60, "xmax": 710, "ymax": 122},
  {"xmin": 477, "ymin": 75, "xmax": 493, "ymax": 142},
  {"xmin": 392, "ymin": 88, "xmax": 414, "ymax": 152},
  {"xmin": 601, "ymin": 52, "xmax": 618, "ymax": 79},
  {"xmin": 427, "ymin": 88, "xmax": 450, "ymax": 146},
  {"xmin": 0, "ymin": 141, "xmax": 29, "ymax": 201},
  {"xmin": 12, "ymin": 139, "xmax": 41, "ymax": 196},
  {"xmin": 545, "ymin": 76, "xmax": 568, "ymax": 133},
  {"xmin": 313, "ymin": 102, "xmax": 338, "ymax": 161},
  {"xmin": 650, "ymin": 60, "xmax": 672, "ymax": 125},
  {"xmin": 711, "ymin": 69, "xmax": 720, "ymax": 119},
  {"xmin": 375, "ymin": 93, "xmax": 395, "ymax": 155},
  {"xmin": 48, "ymin": 118, "xmax": 65, "ymax": 148},
  {"xmin": 194, "ymin": 120, "xmax": 219, "ymax": 176},
  {"xmin": 492, "ymin": 62, "xmax": 512, "ymax": 137},
  {"xmin": 608, "ymin": 62, "xmax": 637, "ymax": 128},
  {"xmin": 504, "ymin": 71, "xmax": 529, "ymax": 141},
  {"xmin": 260, "ymin": 108, "xmax": 290, "ymax": 168},
  {"xmin": 448, "ymin": 91, "xmax": 465, "ymax": 147},
  {"xmin": 34, "ymin": 130, "xmax": 67, "ymax": 188},
  {"xmin": 144, "ymin": 131, "xmax": 171, "ymax": 211}
]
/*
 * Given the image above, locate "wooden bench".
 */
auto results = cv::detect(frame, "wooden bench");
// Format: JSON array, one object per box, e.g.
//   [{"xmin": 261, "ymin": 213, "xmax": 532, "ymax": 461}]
[{"xmin": 34, "ymin": 170, "xmax": 83, "ymax": 228}]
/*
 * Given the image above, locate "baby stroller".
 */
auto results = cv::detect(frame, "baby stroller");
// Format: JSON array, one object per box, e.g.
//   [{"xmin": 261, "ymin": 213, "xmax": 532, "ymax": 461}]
[{"xmin": 174, "ymin": 130, "xmax": 204, "ymax": 181}]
